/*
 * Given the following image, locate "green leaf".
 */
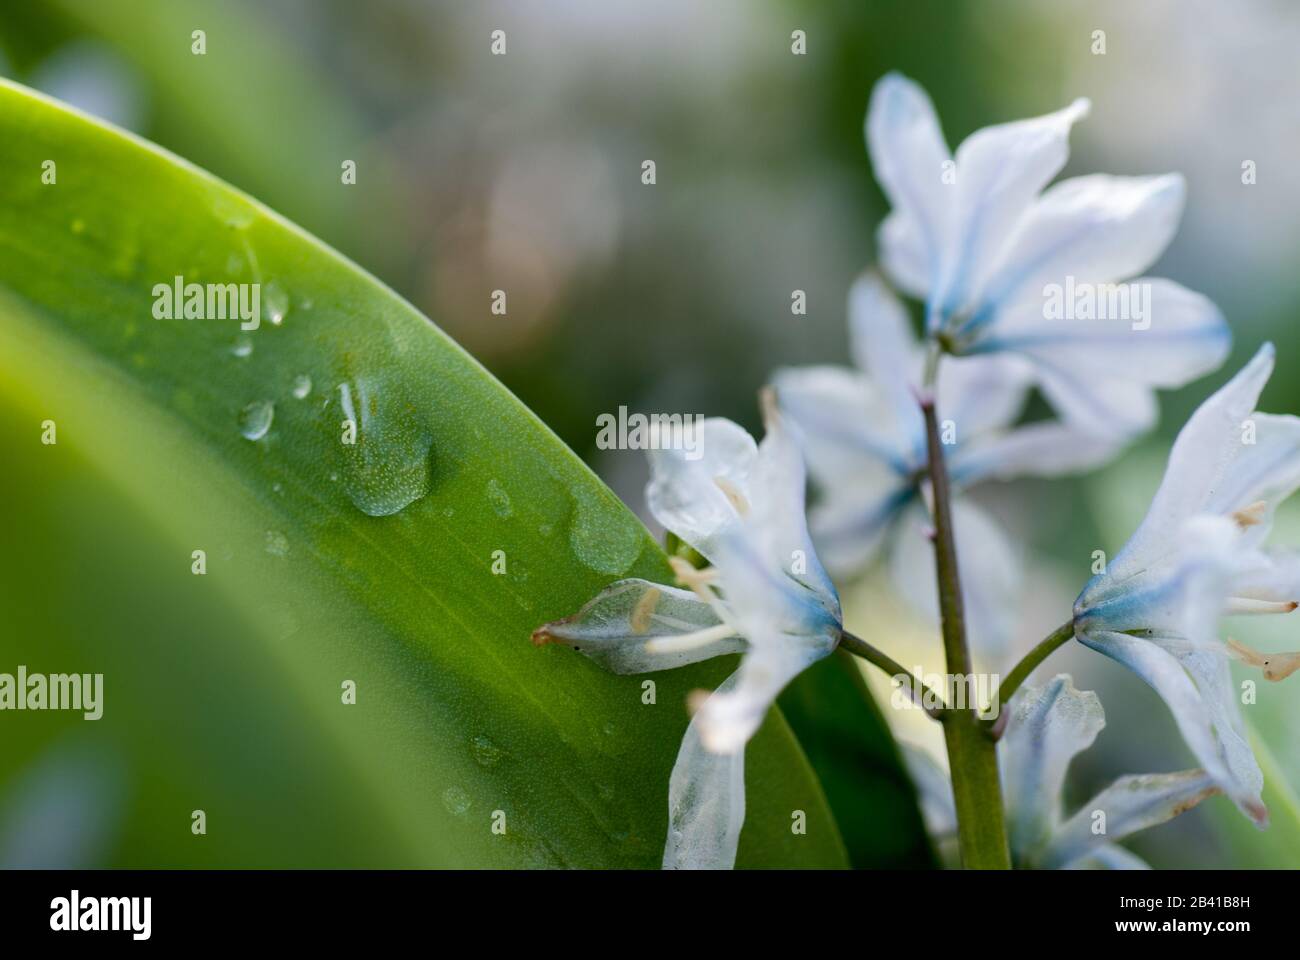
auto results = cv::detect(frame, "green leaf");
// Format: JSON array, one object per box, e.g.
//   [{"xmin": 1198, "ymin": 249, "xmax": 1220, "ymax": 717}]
[
  {"xmin": 779, "ymin": 651, "xmax": 936, "ymax": 868},
  {"xmin": 0, "ymin": 79, "xmax": 847, "ymax": 868}
]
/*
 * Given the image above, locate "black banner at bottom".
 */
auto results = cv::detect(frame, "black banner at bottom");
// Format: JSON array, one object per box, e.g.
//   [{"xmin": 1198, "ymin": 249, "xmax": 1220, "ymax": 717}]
[{"xmin": 0, "ymin": 868, "xmax": 1277, "ymax": 945}]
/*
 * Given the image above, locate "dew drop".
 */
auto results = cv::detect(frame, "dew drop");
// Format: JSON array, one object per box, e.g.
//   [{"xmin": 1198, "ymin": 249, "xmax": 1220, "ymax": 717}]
[
  {"xmin": 211, "ymin": 190, "xmax": 255, "ymax": 229},
  {"xmin": 292, "ymin": 374, "xmax": 312, "ymax": 399},
  {"xmin": 263, "ymin": 281, "xmax": 290, "ymax": 325},
  {"xmin": 569, "ymin": 488, "xmax": 642, "ymax": 575},
  {"xmin": 238, "ymin": 400, "xmax": 274, "ymax": 440},
  {"xmin": 441, "ymin": 785, "xmax": 472, "ymax": 817},
  {"xmin": 486, "ymin": 478, "xmax": 513, "ymax": 518},
  {"xmin": 231, "ymin": 336, "xmax": 253, "ymax": 358},
  {"xmin": 471, "ymin": 736, "xmax": 502, "ymax": 768},
  {"xmin": 332, "ymin": 377, "xmax": 433, "ymax": 517},
  {"xmin": 264, "ymin": 530, "xmax": 289, "ymax": 557}
]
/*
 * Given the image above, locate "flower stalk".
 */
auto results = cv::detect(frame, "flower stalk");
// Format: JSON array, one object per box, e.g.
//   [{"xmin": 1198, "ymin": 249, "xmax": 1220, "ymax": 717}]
[
  {"xmin": 921, "ymin": 378, "xmax": 1012, "ymax": 869},
  {"xmin": 988, "ymin": 619, "xmax": 1076, "ymax": 737},
  {"xmin": 838, "ymin": 628, "xmax": 949, "ymax": 717}
]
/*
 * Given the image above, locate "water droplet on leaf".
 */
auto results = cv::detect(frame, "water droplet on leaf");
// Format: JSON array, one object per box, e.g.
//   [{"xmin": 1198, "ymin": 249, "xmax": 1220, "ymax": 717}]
[
  {"xmin": 263, "ymin": 281, "xmax": 290, "ymax": 325},
  {"xmin": 332, "ymin": 377, "xmax": 433, "ymax": 517},
  {"xmin": 238, "ymin": 400, "xmax": 274, "ymax": 440},
  {"xmin": 486, "ymin": 478, "xmax": 513, "ymax": 518},
  {"xmin": 442, "ymin": 785, "xmax": 472, "ymax": 817},
  {"xmin": 264, "ymin": 530, "xmax": 289, "ymax": 557},
  {"xmin": 569, "ymin": 488, "xmax": 642, "ymax": 575},
  {"xmin": 471, "ymin": 736, "xmax": 502, "ymax": 767}
]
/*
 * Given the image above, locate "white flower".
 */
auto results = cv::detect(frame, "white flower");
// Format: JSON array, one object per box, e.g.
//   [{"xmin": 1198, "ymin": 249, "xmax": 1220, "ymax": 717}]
[
  {"xmin": 867, "ymin": 72, "xmax": 1229, "ymax": 438},
  {"xmin": 774, "ymin": 273, "xmax": 1118, "ymax": 659},
  {"xmin": 904, "ymin": 675, "xmax": 1219, "ymax": 868},
  {"xmin": 532, "ymin": 391, "xmax": 841, "ymax": 869},
  {"xmin": 1074, "ymin": 343, "xmax": 1300, "ymax": 826}
]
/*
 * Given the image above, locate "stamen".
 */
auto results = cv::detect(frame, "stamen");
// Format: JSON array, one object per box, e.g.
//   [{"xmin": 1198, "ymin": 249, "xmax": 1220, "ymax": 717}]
[
  {"xmin": 1226, "ymin": 637, "xmax": 1268, "ymax": 666},
  {"xmin": 713, "ymin": 475, "xmax": 751, "ymax": 516},
  {"xmin": 645, "ymin": 622, "xmax": 737, "ymax": 655},
  {"xmin": 669, "ymin": 556, "xmax": 718, "ymax": 603},
  {"xmin": 686, "ymin": 688, "xmax": 712, "ymax": 717},
  {"xmin": 1231, "ymin": 500, "xmax": 1268, "ymax": 529},
  {"xmin": 1262, "ymin": 653, "xmax": 1300, "ymax": 682},
  {"xmin": 758, "ymin": 385, "xmax": 780, "ymax": 429},
  {"xmin": 1227, "ymin": 637, "xmax": 1300, "ymax": 682},
  {"xmin": 630, "ymin": 587, "xmax": 661, "ymax": 635},
  {"xmin": 1225, "ymin": 597, "xmax": 1300, "ymax": 615}
]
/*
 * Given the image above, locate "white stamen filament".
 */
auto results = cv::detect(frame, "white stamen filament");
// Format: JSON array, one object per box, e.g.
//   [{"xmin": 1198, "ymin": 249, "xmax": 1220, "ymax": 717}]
[
  {"xmin": 645, "ymin": 622, "xmax": 738, "ymax": 655},
  {"xmin": 713, "ymin": 475, "xmax": 751, "ymax": 516},
  {"xmin": 670, "ymin": 556, "xmax": 719, "ymax": 603},
  {"xmin": 1224, "ymin": 597, "xmax": 1299, "ymax": 615}
]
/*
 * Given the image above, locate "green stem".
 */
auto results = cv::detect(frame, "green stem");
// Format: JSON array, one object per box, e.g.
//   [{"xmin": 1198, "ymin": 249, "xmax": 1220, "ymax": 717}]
[
  {"xmin": 920, "ymin": 390, "xmax": 1011, "ymax": 870},
  {"xmin": 838, "ymin": 628, "xmax": 949, "ymax": 717},
  {"xmin": 988, "ymin": 619, "xmax": 1076, "ymax": 736}
]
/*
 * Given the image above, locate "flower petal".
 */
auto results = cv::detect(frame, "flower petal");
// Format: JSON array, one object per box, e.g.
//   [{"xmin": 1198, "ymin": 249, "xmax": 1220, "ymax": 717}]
[
  {"xmin": 847, "ymin": 273, "xmax": 926, "ymax": 453},
  {"xmin": 1039, "ymin": 770, "xmax": 1219, "ymax": 869},
  {"xmin": 971, "ymin": 173, "xmax": 1186, "ymax": 320},
  {"xmin": 889, "ymin": 499, "xmax": 1021, "ymax": 664},
  {"xmin": 1077, "ymin": 513, "xmax": 1243, "ymax": 635},
  {"xmin": 1104, "ymin": 344, "xmax": 1273, "ymax": 585},
  {"xmin": 935, "ymin": 97, "xmax": 1090, "ymax": 321},
  {"xmin": 936, "ymin": 352, "xmax": 1034, "ymax": 442},
  {"xmin": 663, "ymin": 670, "xmax": 746, "ymax": 869},
  {"xmin": 866, "ymin": 73, "xmax": 953, "ymax": 299},
  {"xmin": 693, "ymin": 639, "xmax": 830, "ymax": 755},
  {"xmin": 746, "ymin": 391, "xmax": 840, "ymax": 615},
  {"xmin": 1204, "ymin": 412, "xmax": 1300, "ymax": 550},
  {"xmin": 978, "ymin": 279, "xmax": 1230, "ymax": 437},
  {"xmin": 531, "ymin": 579, "xmax": 743, "ymax": 674},
  {"xmin": 1066, "ymin": 844, "xmax": 1151, "ymax": 870},
  {"xmin": 773, "ymin": 365, "xmax": 915, "ymax": 575},
  {"xmin": 1000, "ymin": 676, "xmax": 1105, "ymax": 865},
  {"xmin": 773, "ymin": 365, "xmax": 914, "ymax": 477},
  {"xmin": 950, "ymin": 420, "xmax": 1127, "ymax": 486},
  {"xmin": 1078, "ymin": 630, "xmax": 1266, "ymax": 825},
  {"xmin": 698, "ymin": 398, "xmax": 842, "ymax": 642},
  {"xmin": 878, "ymin": 211, "xmax": 933, "ymax": 300},
  {"xmin": 646, "ymin": 417, "xmax": 757, "ymax": 561},
  {"xmin": 1161, "ymin": 644, "xmax": 1263, "ymax": 818}
]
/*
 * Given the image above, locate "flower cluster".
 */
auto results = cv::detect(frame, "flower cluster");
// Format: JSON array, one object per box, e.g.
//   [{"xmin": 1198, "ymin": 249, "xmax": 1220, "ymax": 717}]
[
  {"xmin": 534, "ymin": 74, "xmax": 1294, "ymax": 869},
  {"xmin": 533, "ymin": 392, "xmax": 840, "ymax": 868},
  {"xmin": 906, "ymin": 675, "xmax": 1220, "ymax": 869}
]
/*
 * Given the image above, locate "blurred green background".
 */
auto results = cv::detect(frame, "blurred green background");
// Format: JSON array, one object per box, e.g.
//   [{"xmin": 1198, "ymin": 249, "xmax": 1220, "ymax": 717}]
[{"xmin": 2, "ymin": 0, "xmax": 1298, "ymax": 868}]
